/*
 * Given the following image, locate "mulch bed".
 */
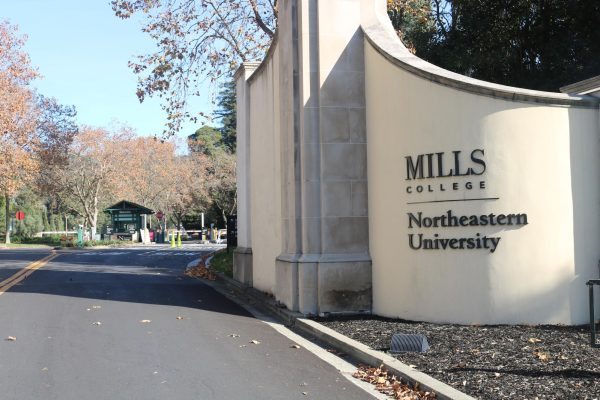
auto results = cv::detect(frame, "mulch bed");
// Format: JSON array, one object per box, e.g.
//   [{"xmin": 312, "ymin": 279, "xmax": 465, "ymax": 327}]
[{"xmin": 318, "ymin": 316, "xmax": 600, "ymax": 399}]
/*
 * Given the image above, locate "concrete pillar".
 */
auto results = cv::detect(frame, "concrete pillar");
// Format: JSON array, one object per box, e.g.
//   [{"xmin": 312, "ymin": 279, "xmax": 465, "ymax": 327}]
[
  {"xmin": 233, "ymin": 62, "xmax": 260, "ymax": 286},
  {"xmin": 274, "ymin": 0, "xmax": 384, "ymax": 315}
]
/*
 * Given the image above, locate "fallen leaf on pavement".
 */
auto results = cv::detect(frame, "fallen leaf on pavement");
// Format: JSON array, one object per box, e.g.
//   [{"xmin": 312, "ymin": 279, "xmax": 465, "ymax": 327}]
[
  {"xmin": 250, "ymin": 340, "xmax": 261, "ymax": 345},
  {"xmin": 6, "ymin": 336, "xmax": 16, "ymax": 341},
  {"xmin": 184, "ymin": 257, "xmax": 217, "ymax": 281}
]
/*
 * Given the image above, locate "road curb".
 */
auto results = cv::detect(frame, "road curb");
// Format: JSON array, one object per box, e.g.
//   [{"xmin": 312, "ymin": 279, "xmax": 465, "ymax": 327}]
[
  {"xmin": 293, "ymin": 318, "xmax": 475, "ymax": 400},
  {"xmin": 185, "ymin": 252, "xmax": 474, "ymax": 400}
]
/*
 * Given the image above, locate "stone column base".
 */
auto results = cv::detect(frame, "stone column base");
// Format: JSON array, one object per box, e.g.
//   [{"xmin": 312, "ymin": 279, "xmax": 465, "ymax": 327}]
[
  {"xmin": 233, "ymin": 247, "xmax": 253, "ymax": 286},
  {"xmin": 275, "ymin": 254, "xmax": 372, "ymax": 315}
]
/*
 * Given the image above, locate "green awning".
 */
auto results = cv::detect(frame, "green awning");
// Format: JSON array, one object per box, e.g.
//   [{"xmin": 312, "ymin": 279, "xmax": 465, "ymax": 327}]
[{"xmin": 104, "ymin": 200, "xmax": 154, "ymax": 215}]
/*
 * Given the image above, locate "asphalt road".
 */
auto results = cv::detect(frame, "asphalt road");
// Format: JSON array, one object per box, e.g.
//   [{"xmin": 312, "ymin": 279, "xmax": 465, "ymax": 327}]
[{"xmin": 0, "ymin": 247, "xmax": 377, "ymax": 400}]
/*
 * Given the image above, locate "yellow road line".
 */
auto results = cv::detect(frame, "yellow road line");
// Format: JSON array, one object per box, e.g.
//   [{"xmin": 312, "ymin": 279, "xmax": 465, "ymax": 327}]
[
  {"xmin": 0, "ymin": 253, "xmax": 55, "ymax": 287},
  {"xmin": 0, "ymin": 252, "xmax": 59, "ymax": 295}
]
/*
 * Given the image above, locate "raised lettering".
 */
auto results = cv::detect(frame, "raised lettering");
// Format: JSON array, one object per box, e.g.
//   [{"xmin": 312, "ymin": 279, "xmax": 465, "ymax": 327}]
[
  {"xmin": 470, "ymin": 149, "xmax": 486, "ymax": 175},
  {"xmin": 407, "ymin": 212, "xmax": 422, "ymax": 228},
  {"xmin": 437, "ymin": 152, "xmax": 453, "ymax": 177},
  {"xmin": 406, "ymin": 155, "xmax": 424, "ymax": 180},
  {"xmin": 408, "ymin": 234, "xmax": 422, "ymax": 249},
  {"xmin": 515, "ymin": 214, "xmax": 528, "ymax": 225}
]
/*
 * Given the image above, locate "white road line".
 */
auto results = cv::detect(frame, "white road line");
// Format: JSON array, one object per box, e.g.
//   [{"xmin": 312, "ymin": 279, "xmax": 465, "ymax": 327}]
[{"xmin": 213, "ymin": 288, "xmax": 387, "ymax": 400}]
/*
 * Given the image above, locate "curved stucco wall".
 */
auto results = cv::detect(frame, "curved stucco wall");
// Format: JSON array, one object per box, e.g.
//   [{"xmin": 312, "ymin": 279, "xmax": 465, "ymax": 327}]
[
  {"xmin": 247, "ymin": 43, "xmax": 282, "ymax": 294},
  {"xmin": 364, "ymin": 21, "xmax": 600, "ymax": 324}
]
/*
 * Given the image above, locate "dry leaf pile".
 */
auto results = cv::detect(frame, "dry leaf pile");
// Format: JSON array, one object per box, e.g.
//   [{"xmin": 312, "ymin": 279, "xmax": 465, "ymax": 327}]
[
  {"xmin": 353, "ymin": 364, "xmax": 436, "ymax": 399},
  {"xmin": 184, "ymin": 255, "xmax": 216, "ymax": 281},
  {"xmin": 321, "ymin": 316, "xmax": 600, "ymax": 399}
]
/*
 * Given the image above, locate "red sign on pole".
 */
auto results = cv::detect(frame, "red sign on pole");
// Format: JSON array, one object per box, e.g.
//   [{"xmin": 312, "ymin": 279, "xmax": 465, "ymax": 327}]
[
  {"xmin": 15, "ymin": 211, "xmax": 25, "ymax": 221},
  {"xmin": 156, "ymin": 210, "xmax": 164, "ymax": 220}
]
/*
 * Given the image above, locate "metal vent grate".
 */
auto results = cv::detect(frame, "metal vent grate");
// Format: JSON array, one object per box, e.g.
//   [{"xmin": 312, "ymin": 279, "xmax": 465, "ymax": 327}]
[{"xmin": 390, "ymin": 333, "xmax": 430, "ymax": 353}]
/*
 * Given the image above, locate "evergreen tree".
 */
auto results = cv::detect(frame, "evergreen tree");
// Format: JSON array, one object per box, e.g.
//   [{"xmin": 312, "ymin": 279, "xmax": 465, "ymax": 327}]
[
  {"xmin": 13, "ymin": 189, "xmax": 43, "ymax": 238},
  {"xmin": 213, "ymin": 79, "xmax": 236, "ymax": 153},
  {"xmin": 0, "ymin": 195, "xmax": 4, "ymax": 236},
  {"xmin": 395, "ymin": 0, "xmax": 600, "ymax": 91},
  {"xmin": 51, "ymin": 214, "xmax": 61, "ymax": 232},
  {"xmin": 42, "ymin": 205, "xmax": 50, "ymax": 231},
  {"xmin": 188, "ymin": 125, "xmax": 224, "ymax": 156}
]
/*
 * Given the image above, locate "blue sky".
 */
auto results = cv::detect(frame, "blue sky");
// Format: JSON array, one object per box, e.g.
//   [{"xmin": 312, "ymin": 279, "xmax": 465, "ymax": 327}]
[{"xmin": 1, "ymin": 0, "xmax": 212, "ymax": 139}]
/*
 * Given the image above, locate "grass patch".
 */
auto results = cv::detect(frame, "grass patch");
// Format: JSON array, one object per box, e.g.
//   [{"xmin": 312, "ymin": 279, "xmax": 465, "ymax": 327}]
[
  {"xmin": 0, "ymin": 235, "xmax": 62, "ymax": 247},
  {"xmin": 210, "ymin": 249, "xmax": 234, "ymax": 278},
  {"xmin": 0, "ymin": 235, "xmax": 141, "ymax": 248},
  {"xmin": 0, "ymin": 243, "xmax": 55, "ymax": 248}
]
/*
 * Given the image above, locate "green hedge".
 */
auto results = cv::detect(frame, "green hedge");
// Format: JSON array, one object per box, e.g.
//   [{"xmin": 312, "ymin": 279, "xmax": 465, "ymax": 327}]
[{"xmin": 9, "ymin": 235, "xmax": 62, "ymax": 246}]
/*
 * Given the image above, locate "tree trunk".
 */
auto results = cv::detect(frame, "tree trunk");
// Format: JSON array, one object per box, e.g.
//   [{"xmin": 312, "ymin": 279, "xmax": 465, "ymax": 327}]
[
  {"xmin": 90, "ymin": 210, "xmax": 98, "ymax": 239},
  {"xmin": 4, "ymin": 193, "xmax": 10, "ymax": 244},
  {"xmin": 91, "ymin": 195, "xmax": 98, "ymax": 239}
]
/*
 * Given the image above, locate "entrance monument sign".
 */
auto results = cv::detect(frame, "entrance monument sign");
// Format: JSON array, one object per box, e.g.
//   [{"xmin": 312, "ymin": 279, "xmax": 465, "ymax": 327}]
[{"xmin": 234, "ymin": 0, "xmax": 600, "ymax": 325}]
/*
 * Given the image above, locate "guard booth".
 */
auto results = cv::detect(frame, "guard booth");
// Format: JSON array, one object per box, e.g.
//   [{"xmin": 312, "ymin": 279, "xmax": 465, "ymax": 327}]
[{"xmin": 104, "ymin": 200, "xmax": 154, "ymax": 243}]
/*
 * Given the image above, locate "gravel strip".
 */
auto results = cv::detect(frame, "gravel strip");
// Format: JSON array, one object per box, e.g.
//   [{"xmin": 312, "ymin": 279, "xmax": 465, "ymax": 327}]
[{"xmin": 318, "ymin": 316, "xmax": 600, "ymax": 399}]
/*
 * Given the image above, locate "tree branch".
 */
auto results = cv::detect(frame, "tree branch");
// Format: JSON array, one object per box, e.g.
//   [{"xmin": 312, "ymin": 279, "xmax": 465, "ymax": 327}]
[{"xmin": 247, "ymin": 0, "xmax": 274, "ymax": 38}]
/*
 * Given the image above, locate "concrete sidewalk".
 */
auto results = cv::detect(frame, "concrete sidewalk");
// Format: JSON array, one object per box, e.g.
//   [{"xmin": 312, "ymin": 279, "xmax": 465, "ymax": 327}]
[{"xmin": 186, "ymin": 256, "xmax": 474, "ymax": 400}]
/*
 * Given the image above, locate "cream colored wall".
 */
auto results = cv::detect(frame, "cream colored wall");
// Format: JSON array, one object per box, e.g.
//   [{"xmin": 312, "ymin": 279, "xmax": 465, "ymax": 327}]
[
  {"xmin": 365, "ymin": 42, "xmax": 600, "ymax": 324},
  {"xmin": 236, "ymin": 0, "xmax": 600, "ymax": 323},
  {"xmin": 248, "ymin": 46, "xmax": 282, "ymax": 294}
]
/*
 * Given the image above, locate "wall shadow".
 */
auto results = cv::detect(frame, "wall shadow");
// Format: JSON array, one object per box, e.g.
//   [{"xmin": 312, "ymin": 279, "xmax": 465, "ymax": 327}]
[
  {"xmin": 568, "ymin": 106, "xmax": 600, "ymax": 321},
  {"xmin": 0, "ymin": 252, "xmax": 252, "ymax": 319}
]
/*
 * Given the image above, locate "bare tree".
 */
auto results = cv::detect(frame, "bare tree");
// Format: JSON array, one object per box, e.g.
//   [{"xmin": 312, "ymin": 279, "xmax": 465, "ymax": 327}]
[{"xmin": 111, "ymin": 0, "xmax": 278, "ymax": 136}]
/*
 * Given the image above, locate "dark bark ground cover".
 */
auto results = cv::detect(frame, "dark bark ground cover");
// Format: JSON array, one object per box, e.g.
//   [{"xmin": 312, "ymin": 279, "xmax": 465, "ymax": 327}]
[{"xmin": 318, "ymin": 316, "xmax": 600, "ymax": 399}]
